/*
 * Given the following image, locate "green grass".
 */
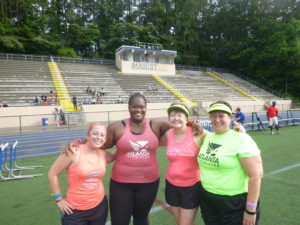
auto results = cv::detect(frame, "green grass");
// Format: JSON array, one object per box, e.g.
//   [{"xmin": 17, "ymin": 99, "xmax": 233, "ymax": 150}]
[{"xmin": 0, "ymin": 126, "xmax": 300, "ymax": 225}]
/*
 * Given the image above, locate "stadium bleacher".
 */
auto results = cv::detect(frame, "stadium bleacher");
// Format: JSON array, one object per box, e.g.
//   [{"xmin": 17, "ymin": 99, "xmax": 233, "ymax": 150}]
[
  {"xmin": 0, "ymin": 59, "xmax": 54, "ymax": 106},
  {"xmin": 0, "ymin": 58, "xmax": 289, "ymax": 109}
]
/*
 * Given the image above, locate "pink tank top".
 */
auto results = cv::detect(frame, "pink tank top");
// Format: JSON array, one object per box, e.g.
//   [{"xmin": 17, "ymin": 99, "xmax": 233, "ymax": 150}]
[
  {"xmin": 66, "ymin": 146, "xmax": 106, "ymax": 210},
  {"xmin": 166, "ymin": 126, "xmax": 200, "ymax": 187},
  {"xmin": 111, "ymin": 118, "xmax": 160, "ymax": 183}
]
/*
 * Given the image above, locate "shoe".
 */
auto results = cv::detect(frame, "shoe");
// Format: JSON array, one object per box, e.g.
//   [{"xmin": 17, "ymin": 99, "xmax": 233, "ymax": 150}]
[
  {"xmin": 271, "ymin": 131, "xmax": 274, "ymax": 135},
  {"xmin": 276, "ymin": 131, "xmax": 280, "ymax": 134}
]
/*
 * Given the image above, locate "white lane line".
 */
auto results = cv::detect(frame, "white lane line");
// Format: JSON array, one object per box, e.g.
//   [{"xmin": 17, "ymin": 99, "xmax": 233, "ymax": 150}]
[{"xmin": 267, "ymin": 163, "xmax": 300, "ymax": 175}]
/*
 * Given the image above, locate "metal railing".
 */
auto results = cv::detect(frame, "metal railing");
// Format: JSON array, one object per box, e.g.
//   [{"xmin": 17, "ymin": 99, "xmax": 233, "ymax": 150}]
[{"xmin": 0, "ymin": 53, "xmax": 114, "ymax": 65}]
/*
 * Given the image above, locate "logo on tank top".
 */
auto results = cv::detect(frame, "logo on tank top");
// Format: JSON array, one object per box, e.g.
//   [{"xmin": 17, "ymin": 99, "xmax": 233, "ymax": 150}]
[
  {"xmin": 198, "ymin": 142, "xmax": 221, "ymax": 167},
  {"xmin": 79, "ymin": 171, "xmax": 101, "ymax": 190},
  {"xmin": 167, "ymin": 145, "xmax": 195, "ymax": 157},
  {"xmin": 126, "ymin": 140, "xmax": 150, "ymax": 158}
]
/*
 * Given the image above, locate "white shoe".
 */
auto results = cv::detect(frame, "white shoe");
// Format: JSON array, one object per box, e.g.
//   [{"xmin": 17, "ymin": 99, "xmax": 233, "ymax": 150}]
[
  {"xmin": 276, "ymin": 131, "xmax": 280, "ymax": 134},
  {"xmin": 271, "ymin": 131, "xmax": 274, "ymax": 135}
]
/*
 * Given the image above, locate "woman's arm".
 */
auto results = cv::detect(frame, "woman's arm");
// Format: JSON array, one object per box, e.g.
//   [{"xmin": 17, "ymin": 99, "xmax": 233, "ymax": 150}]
[
  {"xmin": 48, "ymin": 153, "xmax": 74, "ymax": 215},
  {"xmin": 105, "ymin": 149, "xmax": 117, "ymax": 163},
  {"xmin": 159, "ymin": 129, "xmax": 171, "ymax": 146},
  {"xmin": 239, "ymin": 155, "xmax": 263, "ymax": 225},
  {"xmin": 194, "ymin": 129, "xmax": 210, "ymax": 147}
]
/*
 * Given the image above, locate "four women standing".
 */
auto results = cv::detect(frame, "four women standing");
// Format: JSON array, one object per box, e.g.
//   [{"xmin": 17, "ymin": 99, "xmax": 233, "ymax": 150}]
[{"xmin": 49, "ymin": 95, "xmax": 263, "ymax": 225}]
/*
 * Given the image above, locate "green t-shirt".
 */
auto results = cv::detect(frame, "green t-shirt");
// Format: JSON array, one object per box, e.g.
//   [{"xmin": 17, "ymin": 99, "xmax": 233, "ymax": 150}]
[{"xmin": 198, "ymin": 130, "xmax": 260, "ymax": 196}]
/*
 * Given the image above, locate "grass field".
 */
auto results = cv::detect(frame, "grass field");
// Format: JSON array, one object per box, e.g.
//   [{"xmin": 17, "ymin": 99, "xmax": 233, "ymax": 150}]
[{"xmin": 0, "ymin": 126, "xmax": 300, "ymax": 225}]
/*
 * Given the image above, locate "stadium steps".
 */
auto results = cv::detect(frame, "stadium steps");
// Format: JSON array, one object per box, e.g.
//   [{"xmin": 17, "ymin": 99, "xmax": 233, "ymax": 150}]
[
  {"xmin": 205, "ymin": 72, "xmax": 262, "ymax": 102},
  {"xmin": 151, "ymin": 74, "xmax": 198, "ymax": 106},
  {"xmin": 48, "ymin": 62, "xmax": 75, "ymax": 111},
  {"xmin": 110, "ymin": 73, "xmax": 178, "ymax": 103}
]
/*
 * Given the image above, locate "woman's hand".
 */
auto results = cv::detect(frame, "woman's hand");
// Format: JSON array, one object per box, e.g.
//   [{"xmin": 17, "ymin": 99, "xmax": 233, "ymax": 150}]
[
  {"xmin": 233, "ymin": 121, "xmax": 246, "ymax": 133},
  {"xmin": 187, "ymin": 120, "xmax": 203, "ymax": 136},
  {"xmin": 57, "ymin": 199, "xmax": 74, "ymax": 215},
  {"xmin": 63, "ymin": 139, "xmax": 81, "ymax": 156},
  {"xmin": 243, "ymin": 212, "xmax": 256, "ymax": 225}
]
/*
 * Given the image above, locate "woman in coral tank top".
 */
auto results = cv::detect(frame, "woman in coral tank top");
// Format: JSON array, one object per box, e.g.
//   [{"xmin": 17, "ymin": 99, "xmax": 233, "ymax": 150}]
[
  {"xmin": 160, "ymin": 103, "xmax": 207, "ymax": 225},
  {"xmin": 48, "ymin": 123, "xmax": 115, "ymax": 225}
]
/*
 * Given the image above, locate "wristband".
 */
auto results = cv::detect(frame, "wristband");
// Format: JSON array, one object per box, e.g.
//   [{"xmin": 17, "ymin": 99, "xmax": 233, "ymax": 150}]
[
  {"xmin": 53, "ymin": 193, "xmax": 62, "ymax": 199},
  {"xmin": 246, "ymin": 202, "xmax": 257, "ymax": 209},
  {"xmin": 55, "ymin": 198, "xmax": 63, "ymax": 203},
  {"xmin": 245, "ymin": 209, "xmax": 256, "ymax": 215}
]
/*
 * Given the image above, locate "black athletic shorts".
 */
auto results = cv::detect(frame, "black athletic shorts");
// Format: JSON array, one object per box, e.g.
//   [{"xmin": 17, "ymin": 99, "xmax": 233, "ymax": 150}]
[
  {"xmin": 165, "ymin": 179, "xmax": 201, "ymax": 209},
  {"xmin": 199, "ymin": 183, "xmax": 260, "ymax": 225},
  {"xmin": 61, "ymin": 195, "xmax": 108, "ymax": 225}
]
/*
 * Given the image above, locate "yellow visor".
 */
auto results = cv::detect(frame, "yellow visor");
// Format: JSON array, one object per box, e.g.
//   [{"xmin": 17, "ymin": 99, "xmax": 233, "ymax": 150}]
[
  {"xmin": 167, "ymin": 104, "xmax": 190, "ymax": 117},
  {"xmin": 208, "ymin": 103, "xmax": 232, "ymax": 114}
]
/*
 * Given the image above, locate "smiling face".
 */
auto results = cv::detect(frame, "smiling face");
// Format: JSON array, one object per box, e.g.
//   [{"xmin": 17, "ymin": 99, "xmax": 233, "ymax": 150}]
[
  {"xmin": 128, "ymin": 96, "xmax": 147, "ymax": 123},
  {"xmin": 86, "ymin": 124, "xmax": 107, "ymax": 149},
  {"xmin": 168, "ymin": 110, "xmax": 188, "ymax": 129},
  {"xmin": 209, "ymin": 111, "xmax": 233, "ymax": 134}
]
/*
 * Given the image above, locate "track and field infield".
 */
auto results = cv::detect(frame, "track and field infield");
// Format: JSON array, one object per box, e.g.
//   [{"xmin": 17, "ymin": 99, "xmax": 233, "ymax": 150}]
[{"xmin": 0, "ymin": 125, "xmax": 299, "ymax": 225}]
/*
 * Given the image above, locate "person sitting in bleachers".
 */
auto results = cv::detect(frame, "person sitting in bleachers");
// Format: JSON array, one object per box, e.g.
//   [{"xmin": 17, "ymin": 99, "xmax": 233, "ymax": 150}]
[
  {"xmin": 33, "ymin": 96, "xmax": 39, "ymax": 105},
  {"xmin": 91, "ymin": 97, "xmax": 97, "ymax": 104},
  {"xmin": 147, "ymin": 84, "xmax": 154, "ymax": 91},
  {"xmin": 116, "ymin": 95, "xmax": 123, "ymax": 104},
  {"xmin": 86, "ymin": 86, "xmax": 92, "ymax": 93},
  {"xmin": 49, "ymin": 91, "xmax": 56, "ymax": 104},
  {"xmin": 43, "ymin": 100, "xmax": 49, "ymax": 106},
  {"xmin": 99, "ymin": 88, "xmax": 105, "ymax": 96},
  {"xmin": 0, "ymin": 98, "xmax": 3, "ymax": 107},
  {"xmin": 41, "ymin": 94, "xmax": 47, "ymax": 103},
  {"xmin": 96, "ymin": 95, "xmax": 103, "ymax": 104},
  {"xmin": 83, "ymin": 97, "xmax": 91, "ymax": 105}
]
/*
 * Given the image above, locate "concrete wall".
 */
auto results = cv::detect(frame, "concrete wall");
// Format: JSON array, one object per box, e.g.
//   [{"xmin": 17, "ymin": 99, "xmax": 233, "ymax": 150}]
[
  {"xmin": 0, "ymin": 103, "xmax": 171, "ymax": 129},
  {"xmin": 0, "ymin": 100, "xmax": 292, "ymax": 129}
]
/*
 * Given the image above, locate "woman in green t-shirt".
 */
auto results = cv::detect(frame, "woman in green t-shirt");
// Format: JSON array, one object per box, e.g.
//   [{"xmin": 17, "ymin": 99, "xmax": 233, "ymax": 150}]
[{"xmin": 198, "ymin": 101, "xmax": 263, "ymax": 225}]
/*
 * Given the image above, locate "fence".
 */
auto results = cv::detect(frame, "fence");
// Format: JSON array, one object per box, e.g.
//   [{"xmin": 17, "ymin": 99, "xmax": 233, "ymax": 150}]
[{"xmin": 0, "ymin": 108, "xmax": 299, "ymax": 136}]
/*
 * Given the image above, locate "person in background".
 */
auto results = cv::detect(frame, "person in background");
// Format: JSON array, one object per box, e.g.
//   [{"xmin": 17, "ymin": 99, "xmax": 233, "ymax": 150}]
[
  {"xmin": 48, "ymin": 122, "xmax": 115, "ymax": 225},
  {"xmin": 60, "ymin": 109, "xmax": 66, "ymax": 125},
  {"xmin": 86, "ymin": 86, "xmax": 92, "ymax": 93},
  {"xmin": 234, "ymin": 107, "xmax": 245, "ymax": 124},
  {"xmin": 33, "ymin": 96, "xmax": 39, "ymax": 105},
  {"xmin": 50, "ymin": 91, "xmax": 56, "ymax": 104},
  {"xmin": 53, "ymin": 107, "xmax": 61, "ymax": 127},
  {"xmin": 116, "ymin": 95, "xmax": 123, "ymax": 104},
  {"xmin": 198, "ymin": 101, "xmax": 263, "ymax": 225},
  {"xmin": 41, "ymin": 94, "xmax": 47, "ymax": 103},
  {"xmin": 72, "ymin": 95, "xmax": 77, "ymax": 111},
  {"xmin": 266, "ymin": 101, "xmax": 280, "ymax": 135}
]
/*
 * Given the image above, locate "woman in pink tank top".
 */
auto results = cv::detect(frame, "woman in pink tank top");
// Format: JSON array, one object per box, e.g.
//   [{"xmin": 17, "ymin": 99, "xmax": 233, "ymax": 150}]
[
  {"xmin": 64, "ymin": 93, "xmax": 202, "ymax": 225},
  {"xmin": 160, "ymin": 103, "xmax": 208, "ymax": 225},
  {"xmin": 48, "ymin": 122, "xmax": 115, "ymax": 225}
]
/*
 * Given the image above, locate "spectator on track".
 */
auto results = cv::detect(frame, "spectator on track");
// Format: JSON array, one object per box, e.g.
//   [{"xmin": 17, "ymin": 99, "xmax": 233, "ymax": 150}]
[
  {"xmin": 267, "ymin": 101, "xmax": 280, "ymax": 135},
  {"xmin": 72, "ymin": 95, "xmax": 77, "ymax": 111},
  {"xmin": 53, "ymin": 107, "xmax": 60, "ymax": 127},
  {"xmin": 234, "ymin": 107, "xmax": 245, "ymax": 124}
]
